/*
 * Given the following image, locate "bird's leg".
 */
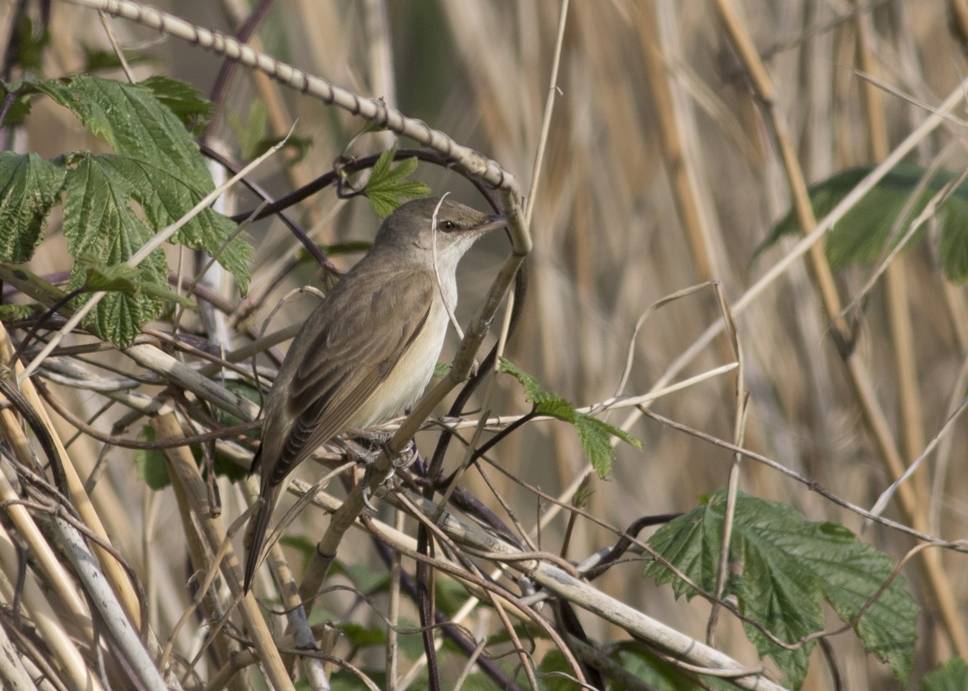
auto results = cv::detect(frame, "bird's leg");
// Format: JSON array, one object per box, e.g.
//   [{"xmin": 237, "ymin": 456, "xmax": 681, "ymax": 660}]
[
  {"xmin": 341, "ymin": 428, "xmax": 392, "ymax": 465},
  {"xmin": 347, "ymin": 428, "xmax": 418, "ymax": 469}
]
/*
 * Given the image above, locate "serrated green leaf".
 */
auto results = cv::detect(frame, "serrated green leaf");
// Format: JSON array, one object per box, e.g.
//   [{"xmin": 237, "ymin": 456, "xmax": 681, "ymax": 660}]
[
  {"xmin": 77, "ymin": 254, "xmax": 194, "ymax": 308},
  {"xmin": 0, "ymin": 152, "xmax": 66, "ymax": 262},
  {"xmin": 134, "ymin": 427, "xmax": 171, "ymax": 490},
  {"xmin": 139, "ymin": 75, "xmax": 212, "ymax": 132},
  {"xmin": 499, "ymin": 357, "xmax": 640, "ymax": 478},
  {"xmin": 571, "ymin": 414, "xmax": 639, "ymax": 478},
  {"xmin": 922, "ymin": 656, "xmax": 968, "ymax": 691},
  {"xmin": 0, "ymin": 84, "xmax": 34, "ymax": 126},
  {"xmin": 62, "ymin": 154, "xmax": 167, "ymax": 347},
  {"xmin": 37, "ymin": 75, "xmax": 204, "ymax": 174},
  {"xmin": 763, "ymin": 164, "xmax": 968, "ymax": 282},
  {"xmin": 34, "ymin": 75, "xmax": 252, "ymax": 292},
  {"xmin": 89, "ymin": 141, "xmax": 251, "ymax": 298},
  {"xmin": 433, "ymin": 361, "xmax": 451, "ymax": 378},
  {"xmin": 645, "ymin": 489, "xmax": 918, "ymax": 688},
  {"xmin": 793, "ymin": 521, "xmax": 919, "ymax": 683},
  {"xmin": 363, "ymin": 145, "xmax": 430, "ymax": 218},
  {"xmin": 0, "ymin": 303, "xmax": 40, "ymax": 321},
  {"xmin": 499, "ymin": 356, "xmax": 577, "ymax": 418}
]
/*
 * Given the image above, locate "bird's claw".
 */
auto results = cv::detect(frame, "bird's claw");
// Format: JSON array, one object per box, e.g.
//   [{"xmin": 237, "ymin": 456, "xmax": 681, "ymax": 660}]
[
  {"xmin": 361, "ymin": 465, "xmax": 396, "ymax": 511},
  {"xmin": 387, "ymin": 438, "xmax": 418, "ymax": 470}
]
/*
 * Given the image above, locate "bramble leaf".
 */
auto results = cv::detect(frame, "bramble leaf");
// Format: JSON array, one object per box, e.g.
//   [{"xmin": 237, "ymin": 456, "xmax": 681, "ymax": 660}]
[
  {"xmin": 645, "ymin": 489, "xmax": 918, "ymax": 688},
  {"xmin": 363, "ymin": 145, "xmax": 430, "ymax": 218},
  {"xmin": 922, "ymin": 656, "xmax": 968, "ymax": 691},
  {"xmin": 763, "ymin": 164, "xmax": 968, "ymax": 281},
  {"xmin": 61, "ymin": 154, "xmax": 168, "ymax": 348},
  {"xmin": 500, "ymin": 357, "xmax": 641, "ymax": 478},
  {"xmin": 134, "ymin": 427, "xmax": 170, "ymax": 490},
  {"xmin": 139, "ymin": 75, "xmax": 212, "ymax": 132},
  {"xmin": 34, "ymin": 75, "xmax": 251, "ymax": 292},
  {"xmin": 77, "ymin": 253, "xmax": 194, "ymax": 308},
  {"xmin": 0, "ymin": 152, "xmax": 66, "ymax": 262}
]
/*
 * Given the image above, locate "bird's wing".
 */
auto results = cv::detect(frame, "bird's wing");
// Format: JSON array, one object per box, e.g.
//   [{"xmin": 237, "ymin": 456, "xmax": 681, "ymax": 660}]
[{"xmin": 266, "ymin": 267, "xmax": 435, "ymax": 486}]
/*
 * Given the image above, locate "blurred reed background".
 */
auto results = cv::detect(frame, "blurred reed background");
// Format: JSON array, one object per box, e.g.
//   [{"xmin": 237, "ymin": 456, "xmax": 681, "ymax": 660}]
[{"xmin": 15, "ymin": 0, "xmax": 968, "ymax": 688}]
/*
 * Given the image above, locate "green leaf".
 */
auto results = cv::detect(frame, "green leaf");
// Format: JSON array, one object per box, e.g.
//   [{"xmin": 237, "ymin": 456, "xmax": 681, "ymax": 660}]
[
  {"xmin": 922, "ymin": 656, "xmax": 968, "ymax": 691},
  {"xmin": 338, "ymin": 621, "xmax": 386, "ymax": 648},
  {"xmin": 211, "ymin": 380, "xmax": 262, "ymax": 481},
  {"xmin": 0, "ymin": 83, "xmax": 35, "ymax": 126},
  {"xmin": 252, "ymin": 132, "xmax": 314, "ymax": 163},
  {"xmin": 645, "ymin": 489, "xmax": 919, "ymax": 688},
  {"xmin": 77, "ymin": 253, "xmax": 195, "ymax": 308},
  {"xmin": 499, "ymin": 358, "xmax": 641, "ymax": 478},
  {"xmin": 11, "ymin": 16, "xmax": 49, "ymax": 73},
  {"xmin": 0, "ymin": 152, "xmax": 66, "ymax": 262},
  {"xmin": 446, "ymin": 675, "xmax": 496, "ymax": 691},
  {"xmin": 330, "ymin": 671, "xmax": 389, "ymax": 691},
  {"xmin": 226, "ymin": 100, "xmax": 268, "ymax": 161},
  {"xmin": 139, "ymin": 76, "xmax": 212, "ymax": 132},
  {"xmin": 538, "ymin": 648, "xmax": 580, "ymax": 691},
  {"xmin": 571, "ymin": 414, "xmax": 641, "ymax": 478},
  {"xmin": 434, "ymin": 576, "xmax": 471, "ymax": 617},
  {"xmin": 134, "ymin": 427, "xmax": 170, "ymax": 490},
  {"xmin": 83, "ymin": 47, "xmax": 157, "ymax": 74},
  {"xmin": 61, "ymin": 154, "xmax": 168, "ymax": 348},
  {"xmin": 763, "ymin": 164, "xmax": 968, "ymax": 281},
  {"xmin": 433, "ymin": 361, "xmax": 451, "ymax": 379},
  {"xmin": 328, "ymin": 562, "xmax": 390, "ymax": 596},
  {"xmin": 0, "ymin": 303, "xmax": 41, "ymax": 321},
  {"xmin": 610, "ymin": 643, "xmax": 733, "ymax": 690},
  {"xmin": 34, "ymin": 75, "xmax": 251, "ymax": 292},
  {"xmin": 395, "ymin": 618, "xmax": 427, "ymax": 662},
  {"xmin": 361, "ymin": 119, "xmax": 388, "ymax": 135},
  {"xmin": 363, "ymin": 145, "xmax": 431, "ymax": 218},
  {"xmin": 279, "ymin": 535, "xmax": 315, "ymax": 571}
]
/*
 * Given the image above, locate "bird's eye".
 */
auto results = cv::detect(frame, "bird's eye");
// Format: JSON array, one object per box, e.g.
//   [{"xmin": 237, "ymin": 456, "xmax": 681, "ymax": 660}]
[{"xmin": 440, "ymin": 220, "xmax": 457, "ymax": 232}]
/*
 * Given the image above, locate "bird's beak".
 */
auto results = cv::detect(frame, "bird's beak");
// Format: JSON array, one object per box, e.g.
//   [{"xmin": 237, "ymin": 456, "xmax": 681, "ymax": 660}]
[{"xmin": 470, "ymin": 214, "xmax": 507, "ymax": 234}]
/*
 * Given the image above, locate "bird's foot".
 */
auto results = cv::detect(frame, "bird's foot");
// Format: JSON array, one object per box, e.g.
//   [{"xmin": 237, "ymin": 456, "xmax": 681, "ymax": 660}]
[
  {"xmin": 361, "ymin": 464, "xmax": 397, "ymax": 511},
  {"xmin": 387, "ymin": 437, "xmax": 418, "ymax": 470},
  {"xmin": 358, "ymin": 437, "xmax": 416, "ymax": 510}
]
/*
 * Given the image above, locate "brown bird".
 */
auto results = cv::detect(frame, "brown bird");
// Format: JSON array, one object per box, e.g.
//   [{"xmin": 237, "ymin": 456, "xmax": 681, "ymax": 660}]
[{"xmin": 244, "ymin": 197, "xmax": 505, "ymax": 591}]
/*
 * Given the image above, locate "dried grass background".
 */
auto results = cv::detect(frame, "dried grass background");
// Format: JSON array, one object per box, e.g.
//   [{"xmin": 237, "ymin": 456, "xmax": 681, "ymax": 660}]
[{"xmin": 7, "ymin": 0, "xmax": 968, "ymax": 689}]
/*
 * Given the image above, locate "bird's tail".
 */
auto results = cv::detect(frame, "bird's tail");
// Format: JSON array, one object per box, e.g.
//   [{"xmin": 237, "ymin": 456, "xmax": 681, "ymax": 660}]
[{"xmin": 243, "ymin": 486, "xmax": 276, "ymax": 593}]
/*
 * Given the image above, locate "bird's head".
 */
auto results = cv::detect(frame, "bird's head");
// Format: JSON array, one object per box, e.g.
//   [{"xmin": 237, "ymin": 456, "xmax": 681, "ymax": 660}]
[{"xmin": 372, "ymin": 197, "xmax": 506, "ymax": 265}]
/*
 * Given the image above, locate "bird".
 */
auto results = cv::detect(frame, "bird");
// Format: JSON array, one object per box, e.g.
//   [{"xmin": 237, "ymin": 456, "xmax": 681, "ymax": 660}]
[{"xmin": 243, "ymin": 197, "xmax": 505, "ymax": 592}]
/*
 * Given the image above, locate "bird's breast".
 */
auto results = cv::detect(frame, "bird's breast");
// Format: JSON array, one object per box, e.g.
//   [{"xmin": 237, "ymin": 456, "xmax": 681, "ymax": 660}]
[{"xmin": 350, "ymin": 297, "xmax": 451, "ymax": 429}]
